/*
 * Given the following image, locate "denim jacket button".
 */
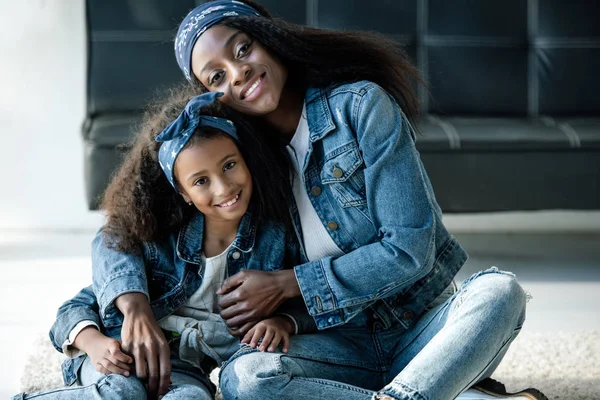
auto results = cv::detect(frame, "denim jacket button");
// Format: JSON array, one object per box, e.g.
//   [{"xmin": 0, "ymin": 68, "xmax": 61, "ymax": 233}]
[
  {"xmin": 403, "ymin": 310, "xmax": 415, "ymax": 321},
  {"xmin": 315, "ymin": 296, "xmax": 323, "ymax": 311},
  {"xmin": 232, "ymin": 251, "xmax": 241, "ymax": 260},
  {"xmin": 332, "ymin": 167, "xmax": 344, "ymax": 178},
  {"xmin": 327, "ymin": 221, "xmax": 339, "ymax": 230},
  {"xmin": 311, "ymin": 186, "xmax": 322, "ymax": 196}
]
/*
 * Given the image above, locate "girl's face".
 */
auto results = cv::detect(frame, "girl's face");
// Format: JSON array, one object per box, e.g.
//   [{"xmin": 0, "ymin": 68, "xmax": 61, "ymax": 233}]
[
  {"xmin": 175, "ymin": 135, "xmax": 252, "ymax": 225},
  {"xmin": 191, "ymin": 25, "xmax": 288, "ymax": 116}
]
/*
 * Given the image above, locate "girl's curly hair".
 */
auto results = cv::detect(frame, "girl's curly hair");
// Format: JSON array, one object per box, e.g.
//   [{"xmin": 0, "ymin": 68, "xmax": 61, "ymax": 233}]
[{"xmin": 100, "ymin": 84, "xmax": 293, "ymax": 253}]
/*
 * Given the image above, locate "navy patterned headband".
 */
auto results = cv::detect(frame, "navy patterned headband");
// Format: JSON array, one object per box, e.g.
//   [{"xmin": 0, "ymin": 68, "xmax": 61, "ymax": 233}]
[
  {"xmin": 156, "ymin": 92, "xmax": 238, "ymax": 189},
  {"xmin": 175, "ymin": 0, "xmax": 263, "ymax": 81}
]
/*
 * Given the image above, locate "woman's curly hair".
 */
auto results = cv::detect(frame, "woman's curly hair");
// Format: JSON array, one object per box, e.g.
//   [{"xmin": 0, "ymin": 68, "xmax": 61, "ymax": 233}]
[
  {"xmin": 195, "ymin": 0, "xmax": 423, "ymax": 121},
  {"xmin": 100, "ymin": 84, "xmax": 293, "ymax": 253}
]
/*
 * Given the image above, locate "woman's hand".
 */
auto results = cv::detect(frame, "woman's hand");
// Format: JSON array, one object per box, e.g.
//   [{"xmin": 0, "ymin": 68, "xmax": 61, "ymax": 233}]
[
  {"xmin": 217, "ymin": 269, "xmax": 301, "ymax": 333},
  {"xmin": 73, "ymin": 326, "xmax": 133, "ymax": 375},
  {"xmin": 241, "ymin": 316, "xmax": 295, "ymax": 353},
  {"xmin": 116, "ymin": 293, "xmax": 171, "ymax": 400}
]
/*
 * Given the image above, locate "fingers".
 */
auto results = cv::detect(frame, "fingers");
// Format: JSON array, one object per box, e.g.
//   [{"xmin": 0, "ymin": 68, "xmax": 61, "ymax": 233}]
[
  {"xmin": 222, "ymin": 310, "xmax": 257, "ymax": 328},
  {"xmin": 146, "ymin": 349, "xmax": 160, "ymax": 400},
  {"xmin": 229, "ymin": 321, "xmax": 256, "ymax": 337},
  {"xmin": 96, "ymin": 359, "xmax": 131, "ymax": 376},
  {"xmin": 216, "ymin": 272, "xmax": 243, "ymax": 296},
  {"xmin": 267, "ymin": 331, "xmax": 282, "ymax": 352},
  {"xmin": 241, "ymin": 327, "xmax": 255, "ymax": 345},
  {"xmin": 259, "ymin": 328, "xmax": 275, "ymax": 352},
  {"xmin": 158, "ymin": 342, "xmax": 172, "ymax": 396},
  {"xmin": 107, "ymin": 340, "xmax": 133, "ymax": 365},
  {"xmin": 281, "ymin": 332, "xmax": 290, "ymax": 353},
  {"xmin": 250, "ymin": 325, "xmax": 266, "ymax": 349},
  {"xmin": 132, "ymin": 346, "xmax": 147, "ymax": 382},
  {"xmin": 218, "ymin": 291, "xmax": 242, "ymax": 311}
]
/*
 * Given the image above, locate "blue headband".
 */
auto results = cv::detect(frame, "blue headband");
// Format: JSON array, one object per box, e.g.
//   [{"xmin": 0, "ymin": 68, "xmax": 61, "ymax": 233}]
[
  {"xmin": 175, "ymin": 0, "xmax": 262, "ymax": 81},
  {"xmin": 156, "ymin": 92, "xmax": 238, "ymax": 188}
]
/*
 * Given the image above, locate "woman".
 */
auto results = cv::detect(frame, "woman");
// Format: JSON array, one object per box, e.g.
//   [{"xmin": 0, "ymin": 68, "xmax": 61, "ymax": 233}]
[{"xmin": 93, "ymin": 1, "xmax": 547, "ymax": 399}]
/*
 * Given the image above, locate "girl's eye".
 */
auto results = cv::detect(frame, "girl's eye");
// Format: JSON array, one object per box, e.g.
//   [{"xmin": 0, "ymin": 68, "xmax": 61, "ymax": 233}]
[
  {"xmin": 236, "ymin": 40, "xmax": 252, "ymax": 58},
  {"xmin": 209, "ymin": 71, "xmax": 224, "ymax": 86},
  {"xmin": 194, "ymin": 177, "xmax": 208, "ymax": 186},
  {"xmin": 224, "ymin": 161, "xmax": 236, "ymax": 171}
]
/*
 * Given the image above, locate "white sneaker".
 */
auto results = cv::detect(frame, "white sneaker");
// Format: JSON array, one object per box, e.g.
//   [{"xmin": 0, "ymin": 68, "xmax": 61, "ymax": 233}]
[
  {"xmin": 456, "ymin": 378, "xmax": 548, "ymax": 400},
  {"xmin": 456, "ymin": 388, "xmax": 531, "ymax": 400}
]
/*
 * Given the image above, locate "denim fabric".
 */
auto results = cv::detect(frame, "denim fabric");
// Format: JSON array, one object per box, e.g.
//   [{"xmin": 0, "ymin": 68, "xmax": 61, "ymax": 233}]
[
  {"xmin": 50, "ymin": 206, "xmax": 310, "ymax": 387},
  {"xmin": 219, "ymin": 269, "xmax": 527, "ymax": 400},
  {"xmin": 291, "ymin": 81, "xmax": 468, "ymax": 330},
  {"xmin": 13, "ymin": 354, "xmax": 215, "ymax": 400},
  {"xmin": 91, "ymin": 207, "xmax": 300, "ymax": 327}
]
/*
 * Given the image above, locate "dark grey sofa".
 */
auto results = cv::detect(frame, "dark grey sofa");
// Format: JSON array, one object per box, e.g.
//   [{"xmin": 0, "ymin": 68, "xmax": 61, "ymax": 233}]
[{"xmin": 83, "ymin": 0, "xmax": 600, "ymax": 211}]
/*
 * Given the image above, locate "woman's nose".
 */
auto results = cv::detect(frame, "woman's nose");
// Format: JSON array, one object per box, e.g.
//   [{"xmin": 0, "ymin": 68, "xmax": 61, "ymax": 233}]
[{"xmin": 231, "ymin": 64, "xmax": 251, "ymax": 86}]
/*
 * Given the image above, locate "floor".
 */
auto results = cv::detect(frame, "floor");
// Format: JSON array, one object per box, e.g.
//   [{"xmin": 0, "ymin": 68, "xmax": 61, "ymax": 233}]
[{"xmin": 1, "ymin": 230, "xmax": 599, "ymax": 399}]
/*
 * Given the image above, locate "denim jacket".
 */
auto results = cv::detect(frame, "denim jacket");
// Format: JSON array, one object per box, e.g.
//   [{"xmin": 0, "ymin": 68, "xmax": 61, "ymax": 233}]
[
  {"xmin": 50, "ymin": 207, "xmax": 311, "ymax": 385},
  {"xmin": 89, "ymin": 80, "xmax": 468, "ymax": 334},
  {"xmin": 291, "ymin": 81, "xmax": 468, "ymax": 330}
]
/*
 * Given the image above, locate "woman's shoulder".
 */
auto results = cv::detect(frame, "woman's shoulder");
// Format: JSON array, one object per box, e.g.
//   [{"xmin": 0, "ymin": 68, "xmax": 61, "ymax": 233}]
[{"xmin": 317, "ymin": 80, "xmax": 385, "ymax": 99}]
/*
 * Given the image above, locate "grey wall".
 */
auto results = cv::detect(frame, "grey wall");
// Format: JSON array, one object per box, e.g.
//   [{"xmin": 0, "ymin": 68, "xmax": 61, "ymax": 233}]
[
  {"xmin": 0, "ymin": 0, "xmax": 598, "ymax": 232},
  {"xmin": 1, "ymin": 0, "xmax": 103, "ymax": 230}
]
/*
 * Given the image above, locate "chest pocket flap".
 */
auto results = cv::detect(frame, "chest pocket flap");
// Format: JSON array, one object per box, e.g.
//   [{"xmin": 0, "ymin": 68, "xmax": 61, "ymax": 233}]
[{"xmin": 321, "ymin": 143, "xmax": 367, "ymax": 207}]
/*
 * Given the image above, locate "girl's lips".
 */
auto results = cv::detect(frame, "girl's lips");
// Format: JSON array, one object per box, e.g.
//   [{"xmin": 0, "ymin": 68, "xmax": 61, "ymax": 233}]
[
  {"xmin": 241, "ymin": 73, "xmax": 266, "ymax": 101},
  {"xmin": 216, "ymin": 191, "xmax": 242, "ymax": 208}
]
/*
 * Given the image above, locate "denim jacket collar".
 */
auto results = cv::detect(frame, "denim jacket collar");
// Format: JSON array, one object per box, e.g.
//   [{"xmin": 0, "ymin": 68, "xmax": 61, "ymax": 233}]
[
  {"xmin": 305, "ymin": 87, "xmax": 336, "ymax": 142},
  {"xmin": 176, "ymin": 206, "xmax": 258, "ymax": 265}
]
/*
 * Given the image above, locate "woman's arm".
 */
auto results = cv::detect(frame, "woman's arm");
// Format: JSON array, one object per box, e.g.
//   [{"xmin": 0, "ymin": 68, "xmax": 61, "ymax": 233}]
[
  {"xmin": 91, "ymin": 231, "xmax": 171, "ymax": 398},
  {"xmin": 218, "ymin": 84, "xmax": 437, "ymax": 330}
]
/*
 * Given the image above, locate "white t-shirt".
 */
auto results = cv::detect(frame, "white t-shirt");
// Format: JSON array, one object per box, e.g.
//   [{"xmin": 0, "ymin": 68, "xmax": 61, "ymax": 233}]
[{"xmin": 286, "ymin": 103, "xmax": 344, "ymax": 262}]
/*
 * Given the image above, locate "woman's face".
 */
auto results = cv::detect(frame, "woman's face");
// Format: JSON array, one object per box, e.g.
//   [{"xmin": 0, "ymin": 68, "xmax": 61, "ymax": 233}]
[
  {"xmin": 191, "ymin": 25, "xmax": 288, "ymax": 116},
  {"xmin": 175, "ymin": 135, "xmax": 252, "ymax": 225}
]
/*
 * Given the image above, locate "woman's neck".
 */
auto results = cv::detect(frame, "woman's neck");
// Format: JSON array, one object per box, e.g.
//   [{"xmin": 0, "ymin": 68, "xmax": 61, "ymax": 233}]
[
  {"xmin": 203, "ymin": 218, "xmax": 240, "ymax": 258},
  {"xmin": 262, "ymin": 86, "xmax": 304, "ymax": 142}
]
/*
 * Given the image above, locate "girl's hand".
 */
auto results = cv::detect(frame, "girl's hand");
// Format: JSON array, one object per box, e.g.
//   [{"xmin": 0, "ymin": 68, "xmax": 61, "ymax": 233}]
[
  {"xmin": 241, "ymin": 316, "xmax": 295, "ymax": 353},
  {"xmin": 73, "ymin": 326, "xmax": 133, "ymax": 375}
]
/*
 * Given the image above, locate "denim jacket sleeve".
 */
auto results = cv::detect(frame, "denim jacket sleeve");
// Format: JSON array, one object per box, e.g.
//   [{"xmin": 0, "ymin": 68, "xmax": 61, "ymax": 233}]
[
  {"xmin": 49, "ymin": 285, "xmax": 101, "ymax": 353},
  {"xmin": 91, "ymin": 229, "xmax": 150, "ymax": 319},
  {"xmin": 276, "ymin": 297, "xmax": 318, "ymax": 334},
  {"xmin": 294, "ymin": 84, "xmax": 438, "ymax": 328}
]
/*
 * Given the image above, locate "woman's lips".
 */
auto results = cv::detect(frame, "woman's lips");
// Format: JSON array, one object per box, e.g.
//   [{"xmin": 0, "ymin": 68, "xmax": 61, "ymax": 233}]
[{"xmin": 241, "ymin": 73, "xmax": 266, "ymax": 101}]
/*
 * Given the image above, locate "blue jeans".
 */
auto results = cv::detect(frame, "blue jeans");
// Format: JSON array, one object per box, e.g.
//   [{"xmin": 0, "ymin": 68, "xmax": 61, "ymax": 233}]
[
  {"xmin": 12, "ymin": 355, "xmax": 216, "ymax": 399},
  {"xmin": 220, "ymin": 269, "xmax": 527, "ymax": 400}
]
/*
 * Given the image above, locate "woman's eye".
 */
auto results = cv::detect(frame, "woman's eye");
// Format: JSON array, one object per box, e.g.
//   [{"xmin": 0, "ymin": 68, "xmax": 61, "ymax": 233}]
[
  {"xmin": 195, "ymin": 177, "xmax": 208, "ymax": 186},
  {"xmin": 224, "ymin": 161, "xmax": 236, "ymax": 171},
  {"xmin": 237, "ymin": 41, "xmax": 252, "ymax": 58},
  {"xmin": 209, "ymin": 71, "xmax": 224, "ymax": 86}
]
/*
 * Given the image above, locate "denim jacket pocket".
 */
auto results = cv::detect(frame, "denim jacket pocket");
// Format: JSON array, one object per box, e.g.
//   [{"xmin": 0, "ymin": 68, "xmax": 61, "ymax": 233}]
[{"xmin": 321, "ymin": 143, "xmax": 367, "ymax": 208}]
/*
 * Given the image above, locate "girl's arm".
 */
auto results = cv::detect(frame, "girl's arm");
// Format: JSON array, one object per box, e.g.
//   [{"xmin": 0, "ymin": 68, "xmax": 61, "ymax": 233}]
[
  {"xmin": 49, "ymin": 286, "xmax": 132, "ymax": 375},
  {"xmin": 73, "ymin": 326, "xmax": 133, "ymax": 375}
]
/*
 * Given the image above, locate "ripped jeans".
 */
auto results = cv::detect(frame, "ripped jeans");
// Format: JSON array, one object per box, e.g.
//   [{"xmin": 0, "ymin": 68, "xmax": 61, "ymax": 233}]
[{"xmin": 219, "ymin": 269, "xmax": 527, "ymax": 400}]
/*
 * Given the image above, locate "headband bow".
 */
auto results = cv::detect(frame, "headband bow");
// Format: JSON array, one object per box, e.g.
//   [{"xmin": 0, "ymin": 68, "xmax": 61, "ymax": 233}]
[
  {"xmin": 175, "ymin": 0, "xmax": 263, "ymax": 81},
  {"xmin": 156, "ymin": 91, "xmax": 238, "ymax": 188}
]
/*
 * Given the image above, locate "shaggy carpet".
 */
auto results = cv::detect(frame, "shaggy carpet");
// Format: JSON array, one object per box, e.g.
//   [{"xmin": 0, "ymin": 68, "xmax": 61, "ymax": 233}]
[{"xmin": 19, "ymin": 331, "xmax": 600, "ymax": 399}]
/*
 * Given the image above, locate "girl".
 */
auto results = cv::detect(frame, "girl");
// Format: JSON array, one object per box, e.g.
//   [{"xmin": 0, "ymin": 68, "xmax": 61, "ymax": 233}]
[
  {"xmin": 13, "ymin": 89, "xmax": 314, "ymax": 400},
  {"xmin": 93, "ymin": 1, "xmax": 548, "ymax": 399}
]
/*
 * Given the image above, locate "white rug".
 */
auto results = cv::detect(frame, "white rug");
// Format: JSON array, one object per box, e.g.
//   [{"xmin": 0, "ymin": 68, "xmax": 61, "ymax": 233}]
[{"xmin": 19, "ymin": 331, "xmax": 600, "ymax": 399}]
